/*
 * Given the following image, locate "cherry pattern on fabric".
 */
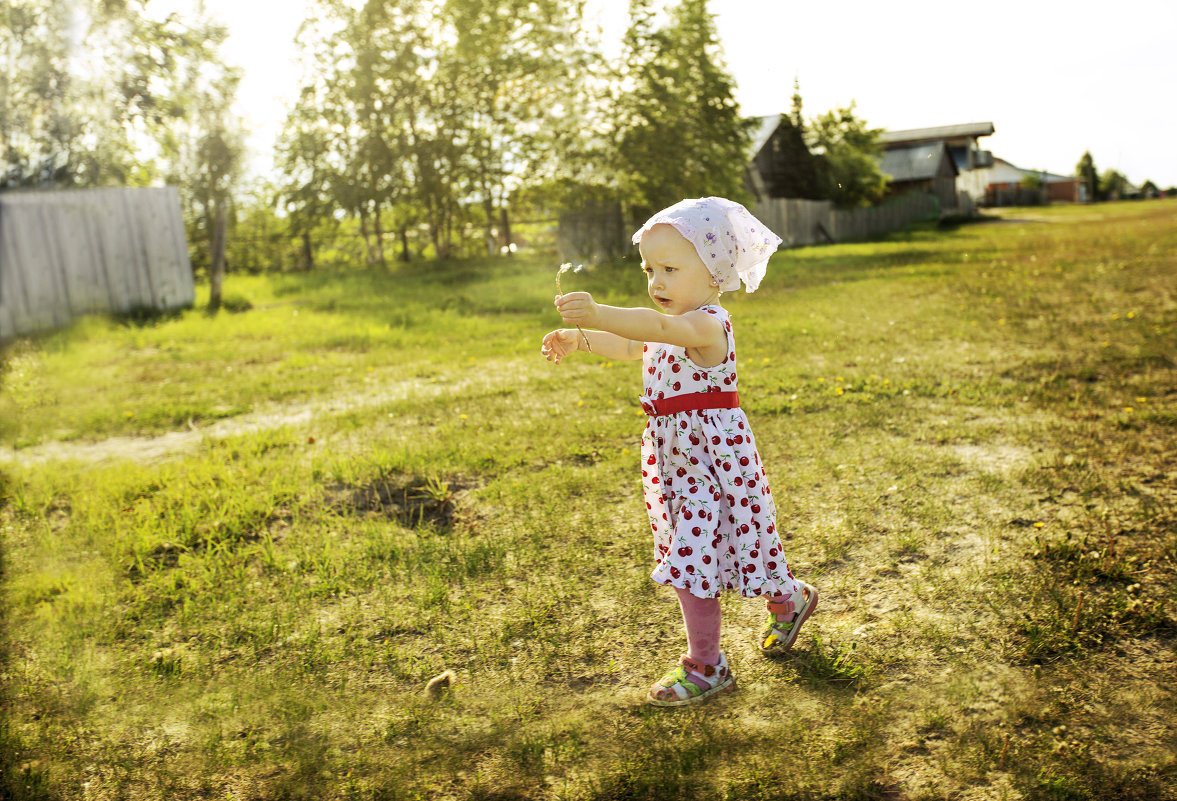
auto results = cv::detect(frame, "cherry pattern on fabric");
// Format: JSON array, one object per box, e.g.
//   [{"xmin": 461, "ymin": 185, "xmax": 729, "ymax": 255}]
[{"xmin": 640, "ymin": 305, "xmax": 801, "ymax": 600}]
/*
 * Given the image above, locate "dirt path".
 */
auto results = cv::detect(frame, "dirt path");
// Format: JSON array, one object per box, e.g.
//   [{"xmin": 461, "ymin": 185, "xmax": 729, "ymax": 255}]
[{"xmin": 0, "ymin": 368, "xmax": 514, "ymax": 468}]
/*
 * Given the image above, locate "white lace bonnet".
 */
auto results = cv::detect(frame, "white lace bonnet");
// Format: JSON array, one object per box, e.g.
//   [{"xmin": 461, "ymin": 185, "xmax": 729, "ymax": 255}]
[{"xmin": 630, "ymin": 196, "xmax": 782, "ymax": 293}]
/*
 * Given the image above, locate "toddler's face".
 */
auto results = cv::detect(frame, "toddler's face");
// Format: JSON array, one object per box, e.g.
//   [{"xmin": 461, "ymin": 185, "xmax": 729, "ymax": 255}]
[{"xmin": 638, "ymin": 224, "xmax": 719, "ymax": 315}]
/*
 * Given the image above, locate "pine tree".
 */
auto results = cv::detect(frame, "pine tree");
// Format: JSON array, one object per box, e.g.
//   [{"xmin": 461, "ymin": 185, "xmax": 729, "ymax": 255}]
[
  {"xmin": 612, "ymin": 0, "xmax": 754, "ymax": 217},
  {"xmin": 1075, "ymin": 151, "xmax": 1098, "ymax": 202}
]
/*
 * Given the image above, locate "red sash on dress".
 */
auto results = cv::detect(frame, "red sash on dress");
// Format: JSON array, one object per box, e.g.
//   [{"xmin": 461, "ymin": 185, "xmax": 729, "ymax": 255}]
[{"xmin": 641, "ymin": 391, "xmax": 740, "ymax": 417}]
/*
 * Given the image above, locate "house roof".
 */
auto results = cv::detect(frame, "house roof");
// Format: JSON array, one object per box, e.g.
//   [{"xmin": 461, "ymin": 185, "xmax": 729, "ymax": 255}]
[
  {"xmin": 990, "ymin": 158, "xmax": 1075, "ymax": 184},
  {"xmin": 879, "ymin": 142, "xmax": 958, "ymax": 182},
  {"xmin": 879, "ymin": 122, "xmax": 995, "ymax": 146},
  {"xmin": 749, "ymin": 114, "xmax": 783, "ymax": 157}
]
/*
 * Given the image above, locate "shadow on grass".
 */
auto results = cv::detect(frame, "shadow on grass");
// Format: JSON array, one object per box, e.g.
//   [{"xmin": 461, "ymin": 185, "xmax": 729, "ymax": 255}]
[
  {"xmin": 110, "ymin": 304, "xmax": 188, "ymax": 328},
  {"xmin": 0, "ymin": 468, "xmax": 53, "ymax": 800},
  {"xmin": 789, "ymin": 635, "xmax": 869, "ymax": 690}
]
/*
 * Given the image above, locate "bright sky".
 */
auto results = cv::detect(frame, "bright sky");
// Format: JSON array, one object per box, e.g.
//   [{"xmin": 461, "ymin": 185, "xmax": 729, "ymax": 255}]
[{"xmin": 187, "ymin": 0, "xmax": 1177, "ymax": 188}]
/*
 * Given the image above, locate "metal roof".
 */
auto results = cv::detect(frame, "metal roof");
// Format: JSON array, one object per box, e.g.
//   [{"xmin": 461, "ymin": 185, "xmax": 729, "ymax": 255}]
[
  {"xmin": 879, "ymin": 142, "xmax": 958, "ymax": 182},
  {"xmin": 879, "ymin": 122, "xmax": 995, "ymax": 145}
]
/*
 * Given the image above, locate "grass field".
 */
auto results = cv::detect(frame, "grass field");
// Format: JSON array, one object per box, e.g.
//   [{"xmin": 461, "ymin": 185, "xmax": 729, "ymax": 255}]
[{"xmin": 2, "ymin": 201, "xmax": 1175, "ymax": 800}]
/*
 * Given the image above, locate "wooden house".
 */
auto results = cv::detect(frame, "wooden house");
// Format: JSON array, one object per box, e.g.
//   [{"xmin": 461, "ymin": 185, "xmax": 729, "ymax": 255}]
[
  {"xmin": 747, "ymin": 116, "xmax": 992, "ymax": 215},
  {"xmin": 879, "ymin": 122, "xmax": 996, "ymax": 206},
  {"xmin": 878, "ymin": 141, "xmax": 959, "ymax": 212},
  {"xmin": 745, "ymin": 114, "xmax": 823, "ymax": 202}
]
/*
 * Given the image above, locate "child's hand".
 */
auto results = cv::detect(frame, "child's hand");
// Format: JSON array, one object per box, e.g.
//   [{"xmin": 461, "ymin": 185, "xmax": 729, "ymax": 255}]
[
  {"xmin": 541, "ymin": 328, "xmax": 580, "ymax": 364},
  {"xmin": 555, "ymin": 291, "xmax": 599, "ymax": 328}
]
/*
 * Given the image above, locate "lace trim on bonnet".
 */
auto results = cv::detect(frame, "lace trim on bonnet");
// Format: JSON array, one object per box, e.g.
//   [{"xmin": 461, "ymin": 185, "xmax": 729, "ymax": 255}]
[{"xmin": 631, "ymin": 197, "xmax": 782, "ymax": 293}]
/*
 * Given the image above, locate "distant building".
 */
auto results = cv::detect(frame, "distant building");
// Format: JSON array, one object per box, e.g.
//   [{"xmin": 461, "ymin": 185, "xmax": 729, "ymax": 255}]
[
  {"xmin": 745, "ymin": 114, "xmax": 823, "ymax": 202},
  {"xmin": 878, "ymin": 141, "xmax": 959, "ymax": 213},
  {"xmin": 879, "ymin": 122, "xmax": 995, "ymax": 206},
  {"xmin": 983, "ymin": 158, "xmax": 1082, "ymax": 205},
  {"xmin": 746, "ymin": 116, "xmax": 994, "ymax": 216}
]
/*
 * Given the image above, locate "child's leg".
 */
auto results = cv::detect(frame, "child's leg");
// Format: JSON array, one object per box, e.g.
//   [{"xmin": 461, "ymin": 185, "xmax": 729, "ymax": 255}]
[
  {"xmin": 675, "ymin": 586, "xmax": 721, "ymax": 665},
  {"xmin": 646, "ymin": 587, "xmax": 733, "ymax": 706}
]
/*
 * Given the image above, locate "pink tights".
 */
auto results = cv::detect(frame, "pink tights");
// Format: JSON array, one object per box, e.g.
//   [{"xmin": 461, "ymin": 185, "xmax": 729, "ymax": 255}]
[
  {"xmin": 674, "ymin": 587, "xmax": 721, "ymax": 665},
  {"xmin": 675, "ymin": 585, "xmax": 799, "ymax": 666}
]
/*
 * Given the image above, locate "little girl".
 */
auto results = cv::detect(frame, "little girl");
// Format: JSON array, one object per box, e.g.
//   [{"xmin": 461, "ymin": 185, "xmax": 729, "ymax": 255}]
[{"xmin": 541, "ymin": 196, "xmax": 818, "ymax": 706}]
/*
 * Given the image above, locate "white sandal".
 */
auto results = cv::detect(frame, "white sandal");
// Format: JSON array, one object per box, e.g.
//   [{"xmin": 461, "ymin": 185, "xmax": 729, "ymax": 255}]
[
  {"xmin": 646, "ymin": 653, "xmax": 735, "ymax": 707},
  {"xmin": 761, "ymin": 582, "xmax": 818, "ymax": 655}
]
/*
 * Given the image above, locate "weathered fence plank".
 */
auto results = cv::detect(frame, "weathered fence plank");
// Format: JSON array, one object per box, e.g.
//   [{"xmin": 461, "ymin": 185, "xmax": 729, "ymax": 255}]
[
  {"xmin": 558, "ymin": 193, "xmax": 943, "ymax": 265},
  {"xmin": 0, "ymin": 187, "xmax": 193, "ymax": 341},
  {"xmin": 755, "ymin": 193, "xmax": 940, "ymax": 249}
]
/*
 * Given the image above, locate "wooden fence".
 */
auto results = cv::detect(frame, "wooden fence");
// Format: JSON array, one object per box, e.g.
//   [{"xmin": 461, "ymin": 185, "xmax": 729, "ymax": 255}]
[
  {"xmin": 0, "ymin": 187, "xmax": 193, "ymax": 341},
  {"xmin": 754, "ymin": 192, "xmax": 941, "ymax": 248},
  {"xmin": 557, "ymin": 193, "xmax": 942, "ymax": 264}
]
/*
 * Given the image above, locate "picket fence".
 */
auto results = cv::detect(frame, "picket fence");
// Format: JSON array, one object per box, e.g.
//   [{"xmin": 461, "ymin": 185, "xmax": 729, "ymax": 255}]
[{"xmin": 0, "ymin": 187, "xmax": 193, "ymax": 342}]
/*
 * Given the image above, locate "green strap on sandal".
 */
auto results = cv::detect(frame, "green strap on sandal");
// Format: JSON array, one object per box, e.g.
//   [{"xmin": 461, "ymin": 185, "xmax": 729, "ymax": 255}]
[
  {"xmin": 761, "ymin": 582, "xmax": 819, "ymax": 655},
  {"xmin": 646, "ymin": 653, "xmax": 735, "ymax": 707}
]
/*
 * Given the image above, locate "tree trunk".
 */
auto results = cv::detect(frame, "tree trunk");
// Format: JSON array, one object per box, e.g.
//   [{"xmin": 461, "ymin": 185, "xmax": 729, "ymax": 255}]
[
  {"xmin": 499, "ymin": 205, "xmax": 513, "ymax": 256},
  {"xmin": 209, "ymin": 203, "xmax": 226, "ymax": 311},
  {"xmin": 483, "ymin": 197, "xmax": 496, "ymax": 256},
  {"xmin": 301, "ymin": 231, "xmax": 314, "ymax": 271},
  {"xmin": 358, "ymin": 210, "xmax": 375, "ymax": 266},
  {"xmin": 372, "ymin": 201, "xmax": 387, "ymax": 268},
  {"xmin": 399, "ymin": 227, "xmax": 410, "ymax": 262}
]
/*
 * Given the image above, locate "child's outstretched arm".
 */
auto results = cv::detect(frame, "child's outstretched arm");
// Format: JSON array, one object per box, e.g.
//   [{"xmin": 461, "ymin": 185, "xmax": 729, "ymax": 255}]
[
  {"xmin": 555, "ymin": 292, "xmax": 724, "ymax": 352},
  {"xmin": 541, "ymin": 328, "xmax": 642, "ymax": 364}
]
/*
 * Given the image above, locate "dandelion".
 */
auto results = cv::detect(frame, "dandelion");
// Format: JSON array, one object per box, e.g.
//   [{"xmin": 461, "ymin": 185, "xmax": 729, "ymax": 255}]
[
  {"xmin": 1127, "ymin": 311, "xmax": 1135, "ymax": 319},
  {"xmin": 835, "ymin": 387, "xmax": 844, "ymax": 396},
  {"xmin": 1123, "ymin": 407, "xmax": 1134, "ymax": 414},
  {"xmin": 1136, "ymin": 396, "xmax": 1147, "ymax": 403},
  {"xmin": 556, "ymin": 262, "xmax": 591, "ymax": 352},
  {"xmin": 1034, "ymin": 522, "xmax": 1045, "ymax": 528},
  {"xmin": 460, "ymin": 413, "xmax": 468, "ymax": 420}
]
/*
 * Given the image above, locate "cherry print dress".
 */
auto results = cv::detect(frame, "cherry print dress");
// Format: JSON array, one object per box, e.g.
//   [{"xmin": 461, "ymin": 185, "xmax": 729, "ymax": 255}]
[{"xmin": 639, "ymin": 305, "xmax": 800, "ymax": 600}]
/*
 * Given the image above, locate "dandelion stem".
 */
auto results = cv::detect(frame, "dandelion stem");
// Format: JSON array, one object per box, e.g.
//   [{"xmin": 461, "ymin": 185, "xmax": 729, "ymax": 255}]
[{"xmin": 556, "ymin": 262, "xmax": 591, "ymax": 352}]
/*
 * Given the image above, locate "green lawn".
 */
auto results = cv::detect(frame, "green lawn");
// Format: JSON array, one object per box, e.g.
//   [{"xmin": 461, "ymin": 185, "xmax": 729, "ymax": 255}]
[{"xmin": 2, "ymin": 200, "xmax": 1175, "ymax": 800}]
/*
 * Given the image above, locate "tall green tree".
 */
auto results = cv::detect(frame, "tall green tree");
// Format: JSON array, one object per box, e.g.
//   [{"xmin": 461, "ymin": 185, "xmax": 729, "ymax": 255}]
[
  {"xmin": 440, "ymin": 0, "xmax": 587, "ymax": 253},
  {"xmin": 807, "ymin": 103, "xmax": 888, "ymax": 208},
  {"xmin": 1099, "ymin": 168, "xmax": 1129, "ymax": 201},
  {"xmin": 1075, "ymin": 151, "xmax": 1098, "ymax": 202},
  {"xmin": 279, "ymin": 0, "xmax": 426, "ymax": 264},
  {"xmin": 611, "ymin": 0, "xmax": 754, "ymax": 218},
  {"xmin": 0, "ymin": 0, "xmax": 205, "ymax": 188},
  {"xmin": 156, "ymin": 13, "xmax": 245, "ymax": 308},
  {"xmin": 280, "ymin": 0, "xmax": 590, "ymax": 260}
]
